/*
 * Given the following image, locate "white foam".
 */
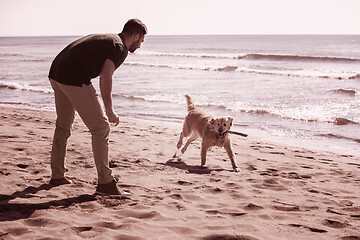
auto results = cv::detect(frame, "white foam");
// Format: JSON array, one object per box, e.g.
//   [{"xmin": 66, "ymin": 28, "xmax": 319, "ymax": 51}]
[
  {"xmin": 124, "ymin": 61, "xmax": 360, "ymax": 80},
  {"xmin": 0, "ymin": 80, "xmax": 53, "ymax": 94}
]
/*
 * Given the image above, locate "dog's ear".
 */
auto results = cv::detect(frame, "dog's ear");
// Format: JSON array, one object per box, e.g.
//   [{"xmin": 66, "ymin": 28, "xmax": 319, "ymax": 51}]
[
  {"xmin": 227, "ymin": 117, "xmax": 233, "ymax": 126},
  {"xmin": 210, "ymin": 118, "xmax": 216, "ymax": 125}
]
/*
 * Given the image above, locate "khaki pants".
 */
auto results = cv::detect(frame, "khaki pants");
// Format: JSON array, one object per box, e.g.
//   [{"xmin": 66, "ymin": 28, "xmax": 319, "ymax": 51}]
[{"xmin": 50, "ymin": 79, "xmax": 113, "ymax": 184}]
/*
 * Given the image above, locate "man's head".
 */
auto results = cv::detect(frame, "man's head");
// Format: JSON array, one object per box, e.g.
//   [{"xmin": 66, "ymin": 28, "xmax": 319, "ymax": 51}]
[{"xmin": 122, "ymin": 19, "xmax": 147, "ymax": 53}]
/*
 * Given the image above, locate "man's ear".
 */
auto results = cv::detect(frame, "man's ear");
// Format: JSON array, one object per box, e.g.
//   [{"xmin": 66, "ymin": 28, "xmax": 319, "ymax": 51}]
[
  {"xmin": 227, "ymin": 117, "xmax": 233, "ymax": 126},
  {"xmin": 134, "ymin": 33, "xmax": 140, "ymax": 41}
]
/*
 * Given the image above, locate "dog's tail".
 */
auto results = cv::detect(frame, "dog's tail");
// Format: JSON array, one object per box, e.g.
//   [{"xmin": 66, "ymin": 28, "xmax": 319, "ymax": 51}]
[{"xmin": 185, "ymin": 94, "xmax": 195, "ymax": 112}]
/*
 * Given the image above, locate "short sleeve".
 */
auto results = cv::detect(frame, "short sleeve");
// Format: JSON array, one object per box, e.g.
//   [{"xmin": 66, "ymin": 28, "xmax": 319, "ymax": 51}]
[{"xmin": 106, "ymin": 43, "xmax": 127, "ymax": 69}]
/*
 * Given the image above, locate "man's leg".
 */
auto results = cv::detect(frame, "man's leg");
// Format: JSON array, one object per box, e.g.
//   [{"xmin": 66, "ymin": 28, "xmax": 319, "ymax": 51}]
[
  {"xmin": 50, "ymin": 79, "xmax": 75, "ymax": 180},
  {"xmin": 56, "ymin": 82, "xmax": 113, "ymax": 185}
]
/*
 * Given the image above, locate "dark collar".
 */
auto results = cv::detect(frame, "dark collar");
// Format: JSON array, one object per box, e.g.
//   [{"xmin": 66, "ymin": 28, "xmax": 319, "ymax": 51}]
[{"xmin": 118, "ymin": 33, "xmax": 128, "ymax": 52}]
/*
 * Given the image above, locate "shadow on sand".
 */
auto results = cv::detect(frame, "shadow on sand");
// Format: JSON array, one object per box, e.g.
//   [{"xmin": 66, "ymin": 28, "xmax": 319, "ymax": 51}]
[
  {"xmin": 0, "ymin": 183, "xmax": 97, "ymax": 221},
  {"xmin": 164, "ymin": 159, "xmax": 225, "ymax": 174}
]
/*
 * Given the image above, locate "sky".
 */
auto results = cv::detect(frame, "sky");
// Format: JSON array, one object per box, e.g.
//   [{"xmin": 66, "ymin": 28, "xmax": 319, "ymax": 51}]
[{"xmin": 0, "ymin": 0, "xmax": 359, "ymax": 36}]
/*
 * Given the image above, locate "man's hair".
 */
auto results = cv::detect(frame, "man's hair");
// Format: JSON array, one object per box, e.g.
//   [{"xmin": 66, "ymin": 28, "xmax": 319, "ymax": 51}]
[{"xmin": 122, "ymin": 19, "xmax": 147, "ymax": 36}]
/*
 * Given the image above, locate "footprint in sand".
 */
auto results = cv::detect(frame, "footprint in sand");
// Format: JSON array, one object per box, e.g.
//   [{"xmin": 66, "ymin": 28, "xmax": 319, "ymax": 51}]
[
  {"xmin": 289, "ymin": 224, "xmax": 327, "ymax": 233},
  {"xmin": 269, "ymin": 151, "xmax": 285, "ymax": 155},
  {"xmin": 253, "ymin": 177, "xmax": 288, "ymax": 191},
  {"xmin": 272, "ymin": 201, "xmax": 301, "ymax": 211},
  {"xmin": 259, "ymin": 168, "xmax": 279, "ymax": 177},
  {"xmin": 117, "ymin": 209, "xmax": 162, "ymax": 219},
  {"xmin": 0, "ymin": 170, "xmax": 10, "ymax": 176},
  {"xmin": 244, "ymin": 203, "xmax": 264, "ymax": 211},
  {"xmin": 300, "ymin": 165, "xmax": 313, "ymax": 169},
  {"xmin": 1, "ymin": 227, "xmax": 30, "ymax": 237},
  {"xmin": 280, "ymin": 172, "xmax": 312, "ymax": 179},
  {"xmin": 247, "ymin": 165, "xmax": 257, "ymax": 171},
  {"xmin": 205, "ymin": 210, "xmax": 246, "ymax": 217},
  {"xmin": 257, "ymin": 158, "xmax": 267, "ymax": 162},
  {"xmin": 0, "ymin": 135, "xmax": 19, "ymax": 139},
  {"xmin": 340, "ymin": 236, "xmax": 360, "ymax": 240},
  {"xmin": 295, "ymin": 154, "xmax": 314, "ymax": 159},
  {"xmin": 347, "ymin": 162, "xmax": 360, "ymax": 169},
  {"xmin": 95, "ymin": 221, "xmax": 119, "ymax": 229},
  {"xmin": 170, "ymin": 193, "xmax": 183, "ymax": 200},
  {"xmin": 176, "ymin": 180, "xmax": 193, "ymax": 186},
  {"xmin": 273, "ymin": 205, "xmax": 300, "ymax": 211},
  {"xmin": 14, "ymin": 147, "xmax": 25, "ymax": 151},
  {"xmin": 319, "ymin": 158, "xmax": 334, "ymax": 165},
  {"xmin": 326, "ymin": 208, "xmax": 346, "ymax": 216},
  {"xmin": 16, "ymin": 164, "xmax": 28, "ymax": 169},
  {"xmin": 96, "ymin": 195, "xmax": 130, "ymax": 207},
  {"xmin": 24, "ymin": 218, "xmax": 50, "ymax": 227},
  {"xmin": 72, "ymin": 226, "xmax": 93, "ymax": 233},
  {"xmin": 322, "ymin": 219, "xmax": 348, "ymax": 228}
]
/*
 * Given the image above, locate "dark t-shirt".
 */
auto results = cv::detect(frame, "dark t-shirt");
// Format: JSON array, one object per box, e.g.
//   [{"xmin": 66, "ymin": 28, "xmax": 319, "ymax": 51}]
[{"xmin": 49, "ymin": 33, "xmax": 128, "ymax": 87}]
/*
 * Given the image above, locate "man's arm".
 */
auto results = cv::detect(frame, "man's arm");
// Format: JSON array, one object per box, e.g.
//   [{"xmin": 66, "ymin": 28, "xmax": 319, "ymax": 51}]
[{"xmin": 100, "ymin": 58, "xmax": 120, "ymax": 126}]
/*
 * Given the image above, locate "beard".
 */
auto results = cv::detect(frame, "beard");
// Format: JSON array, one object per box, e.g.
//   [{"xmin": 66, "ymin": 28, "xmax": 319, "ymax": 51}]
[{"xmin": 128, "ymin": 38, "xmax": 142, "ymax": 53}]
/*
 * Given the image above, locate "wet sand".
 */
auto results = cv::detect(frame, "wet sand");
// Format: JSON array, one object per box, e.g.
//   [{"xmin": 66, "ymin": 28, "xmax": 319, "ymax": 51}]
[{"xmin": 0, "ymin": 106, "xmax": 359, "ymax": 240}]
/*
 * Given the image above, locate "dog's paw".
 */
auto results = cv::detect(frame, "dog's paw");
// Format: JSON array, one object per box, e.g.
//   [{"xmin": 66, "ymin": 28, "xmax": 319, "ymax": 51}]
[
  {"xmin": 176, "ymin": 142, "xmax": 182, "ymax": 149},
  {"xmin": 233, "ymin": 167, "xmax": 241, "ymax": 172},
  {"xmin": 173, "ymin": 151, "xmax": 182, "ymax": 159}
]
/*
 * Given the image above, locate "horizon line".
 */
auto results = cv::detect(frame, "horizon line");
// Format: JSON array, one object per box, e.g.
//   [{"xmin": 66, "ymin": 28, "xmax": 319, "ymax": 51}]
[{"xmin": 1, "ymin": 33, "xmax": 360, "ymax": 38}]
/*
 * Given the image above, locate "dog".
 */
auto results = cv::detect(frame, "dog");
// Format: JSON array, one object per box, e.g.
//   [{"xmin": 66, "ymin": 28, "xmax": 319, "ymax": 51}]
[{"xmin": 173, "ymin": 94, "xmax": 240, "ymax": 172}]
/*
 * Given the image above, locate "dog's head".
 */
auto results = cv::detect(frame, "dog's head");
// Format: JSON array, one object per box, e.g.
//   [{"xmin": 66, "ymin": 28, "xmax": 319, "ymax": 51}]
[{"xmin": 209, "ymin": 117, "xmax": 233, "ymax": 138}]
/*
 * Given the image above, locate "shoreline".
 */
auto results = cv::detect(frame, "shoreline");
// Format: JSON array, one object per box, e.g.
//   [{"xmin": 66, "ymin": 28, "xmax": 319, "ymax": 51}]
[
  {"xmin": 0, "ymin": 105, "xmax": 359, "ymax": 239},
  {"xmin": 1, "ymin": 103, "xmax": 359, "ymax": 159}
]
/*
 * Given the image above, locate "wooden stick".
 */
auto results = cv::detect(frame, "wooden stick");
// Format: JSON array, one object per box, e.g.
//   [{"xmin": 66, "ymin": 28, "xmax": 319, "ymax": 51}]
[{"xmin": 227, "ymin": 130, "xmax": 248, "ymax": 137}]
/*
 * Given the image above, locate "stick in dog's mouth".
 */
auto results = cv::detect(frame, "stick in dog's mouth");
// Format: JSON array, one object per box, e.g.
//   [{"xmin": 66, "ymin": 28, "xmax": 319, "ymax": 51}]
[
  {"xmin": 216, "ymin": 131, "xmax": 227, "ymax": 139},
  {"xmin": 227, "ymin": 130, "xmax": 248, "ymax": 137}
]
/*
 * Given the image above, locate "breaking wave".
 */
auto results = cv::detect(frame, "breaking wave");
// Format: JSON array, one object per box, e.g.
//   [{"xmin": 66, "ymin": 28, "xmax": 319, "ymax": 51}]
[
  {"xmin": 236, "ymin": 107, "xmax": 359, "ymax": 126},
  {"xmin": 125, "ymin": 62, "xmax": 238, "ymax": 72},
  {"xmin": 317, "ymin": 133, "xmax": 360, "ymax": 144},
  {"xmin": 114, "ymin": 93, "xmax": 360, "ymax": 126},
  {"xmin": 0, "ymin": 81, "xmax": 53, "ymax": 94},
  {"xmin": 135, "ymin": 51, "xmax": 360, "ymax": 62},
  {"xmin": 124, "ymin": 62, "xmax": 360, "ymax": 80},
  {"xmin": 240, "ymin": 53, "xmax": 360, "ymax": 62},
  {"xmin": 328, "ymin": 89, "xmax": 359, "ymax": 96},
  {"xmin": 0, "ymin": 53, "xmax": 49, "ymax": 62}
]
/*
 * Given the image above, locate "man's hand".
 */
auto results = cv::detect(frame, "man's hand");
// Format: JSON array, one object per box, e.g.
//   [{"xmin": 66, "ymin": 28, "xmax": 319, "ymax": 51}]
[{"xmin": 106, "ymin": 109, "xmax": 120, "ymax": 126}]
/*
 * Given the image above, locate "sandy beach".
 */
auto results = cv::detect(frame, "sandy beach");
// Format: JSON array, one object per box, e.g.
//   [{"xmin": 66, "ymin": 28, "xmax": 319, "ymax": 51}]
[{"xmin": 0, "ymin": 105, "xmax": 359, "ymax": 240}]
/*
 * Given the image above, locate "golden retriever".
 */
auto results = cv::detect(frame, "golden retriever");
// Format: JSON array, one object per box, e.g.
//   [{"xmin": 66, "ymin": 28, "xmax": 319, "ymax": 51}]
[{"xmin": 173, "ymin": 94, "xmax": 240, "ymax": 172}]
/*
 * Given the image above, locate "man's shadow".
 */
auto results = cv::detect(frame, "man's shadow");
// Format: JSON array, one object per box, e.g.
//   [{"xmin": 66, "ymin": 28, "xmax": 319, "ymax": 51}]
[
  {"xmin": 0, "ymin": 183, "xmax": 97, "ymax": 222},
  {"xmin": 164, "ymin": 159, "xmax": 225, "ymax": 174}
]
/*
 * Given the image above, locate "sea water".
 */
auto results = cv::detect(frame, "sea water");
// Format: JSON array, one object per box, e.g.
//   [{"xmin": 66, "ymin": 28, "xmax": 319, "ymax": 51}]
[{"xmin": 0, "ymin": 35, "xmax": 359, "ymax": 156}]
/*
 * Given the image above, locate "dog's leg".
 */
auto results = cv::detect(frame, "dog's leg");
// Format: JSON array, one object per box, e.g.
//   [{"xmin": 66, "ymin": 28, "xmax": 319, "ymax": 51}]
[
  {"xmin": 173, "ymin": 132, "xmax": 182, "ymax": 158},
  {"xmin": 224, "ymin": 142, "xmax": 240, "ymax": 172},
  {"xmin": 176, "ymin": 131, "xmax": 184, "ymax": 149},
  {"xmin": 173, "ymin": 131, "xmax": 184, "ymax": 158},
  {"xmin": 181, "ymin": 132, "xmax": 198, "ymax": 155},
  {"xmin": 173, "ymin": 131, "xmax": 198, "ymax": 158},
  {"xmin": 200, "ymin": 143, "xmax": 210, "ymax": 167},
  {"xmin": 173, "ymin": 120, "xmax": 190, "ymax": 157}
]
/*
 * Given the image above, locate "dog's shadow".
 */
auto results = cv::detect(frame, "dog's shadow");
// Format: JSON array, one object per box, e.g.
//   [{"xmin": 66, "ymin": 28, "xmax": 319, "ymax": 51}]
[{"xmin": 164, "ymin": 159, "xmax": 225, "ymax": 174}]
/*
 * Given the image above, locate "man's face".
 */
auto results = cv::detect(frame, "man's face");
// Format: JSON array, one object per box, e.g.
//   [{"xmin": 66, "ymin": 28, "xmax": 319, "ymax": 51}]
[{"xmin": 129, "ymin": 34, "xmax": 145, "ymax": 53}]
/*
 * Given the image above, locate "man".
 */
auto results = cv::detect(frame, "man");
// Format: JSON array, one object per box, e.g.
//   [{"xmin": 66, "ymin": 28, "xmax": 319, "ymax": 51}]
[{"xmin": 48, "ymin": 19, "xmax": 147, "ymax": 195}]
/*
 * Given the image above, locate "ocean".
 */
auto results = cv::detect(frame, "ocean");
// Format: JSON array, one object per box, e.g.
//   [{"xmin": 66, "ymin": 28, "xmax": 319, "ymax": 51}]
[{"xmin": 0, "ymin": 35, "xmax": 359, "ymax": 156}]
